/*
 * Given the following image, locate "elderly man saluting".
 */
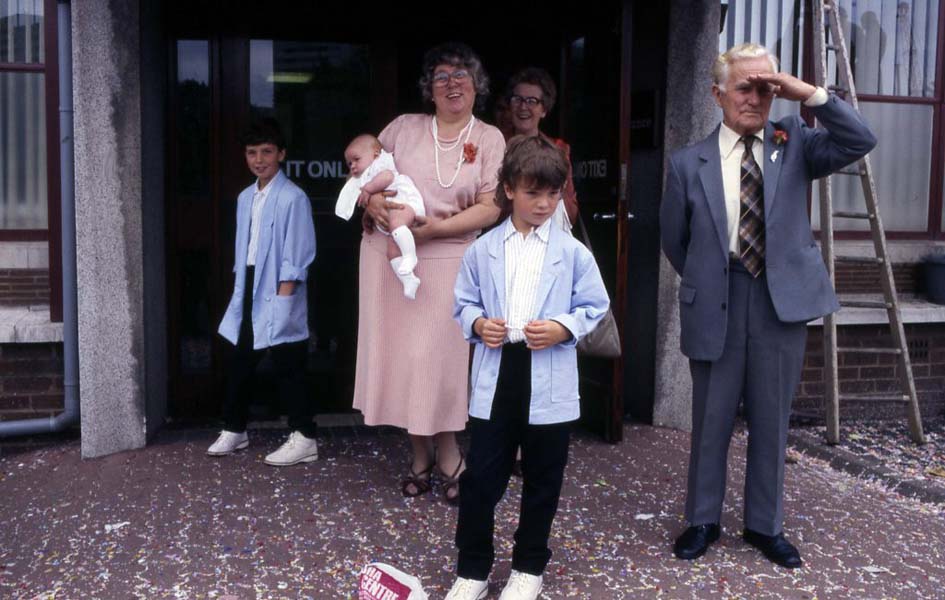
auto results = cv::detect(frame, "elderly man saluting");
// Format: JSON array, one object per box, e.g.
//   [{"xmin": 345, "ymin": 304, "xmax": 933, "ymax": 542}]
[{"xmin": 660, "ymin": 43, "xmax": 876, "ymax": 568}]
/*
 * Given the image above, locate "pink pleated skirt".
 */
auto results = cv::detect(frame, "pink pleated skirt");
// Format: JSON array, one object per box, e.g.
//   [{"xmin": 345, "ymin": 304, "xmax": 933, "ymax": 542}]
[{"xmin": 352, "ymin": 232, "xmax": 472, "ymax": 436}]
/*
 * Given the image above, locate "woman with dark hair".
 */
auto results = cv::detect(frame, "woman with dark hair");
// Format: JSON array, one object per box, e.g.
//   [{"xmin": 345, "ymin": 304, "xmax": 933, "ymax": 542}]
[
  {"xmin": 504, "ymin": 67, "xmax": 578, "ymax": 227},
  {"xmin": 352, "ymin": 42, "xmax": 506, "ymax": 504}
]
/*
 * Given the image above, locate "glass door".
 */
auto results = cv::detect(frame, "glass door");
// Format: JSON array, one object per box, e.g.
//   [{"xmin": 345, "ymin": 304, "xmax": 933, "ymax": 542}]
[
  {"xmin": 561, "ymin": 0, "xmax": 633, "ymax": 442},
  {"xmin": 168, "ymin": 37, "xmax": 382, "ymax": 418}
]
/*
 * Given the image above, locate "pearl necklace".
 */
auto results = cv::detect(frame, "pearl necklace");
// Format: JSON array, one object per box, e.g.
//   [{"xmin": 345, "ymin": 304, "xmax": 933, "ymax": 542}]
[{"xmin": 431, "ymin": 115, "xmax": 475, "ymax": 189}]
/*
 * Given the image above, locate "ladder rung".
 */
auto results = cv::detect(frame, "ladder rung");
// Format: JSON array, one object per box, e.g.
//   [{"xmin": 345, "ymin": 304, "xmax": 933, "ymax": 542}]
[
  {"xmin": 826, "ymin": 44, "xmax": 842, "ymax": 52},
  {"xmin": 839, "ymin": 299, "xmax": 891, "ymax": 309},
  {"xmin": 837, "ymin": 346, "xmax": 902, "ymax": 355},
  {"xmin": 828, "ymin": 85, "xmax": 849, "ymax": 95},
  {"xmin": 832, "ymin": 211, "xmax": 872, "ymax": 219},
  {"xmin": 835, "ymin": 256, "xmax": 885, "ymax": 265},
  {"xmin": 839, "ymin": 394, "xmax": 910, "ymax": 403},
  {"xmin": 836, "ymin": 168, "xmax": 866, "ymax": 176}
]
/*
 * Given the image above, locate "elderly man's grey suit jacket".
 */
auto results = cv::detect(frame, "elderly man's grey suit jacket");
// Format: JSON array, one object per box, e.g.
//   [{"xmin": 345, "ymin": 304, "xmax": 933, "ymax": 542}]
[{"xmin": 660, "ymin": 95, "xmax": 877, "ymax": 361}]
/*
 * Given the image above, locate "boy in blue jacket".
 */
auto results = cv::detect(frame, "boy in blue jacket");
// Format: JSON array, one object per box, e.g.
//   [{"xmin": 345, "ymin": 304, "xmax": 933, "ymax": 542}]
[
  {"xmin": 208, "ymin": 118, "xmax": 318, "ymax": 466},
  {"xmin": 446, "ymin": 136, "xmax": 610, "ymax": 600}
]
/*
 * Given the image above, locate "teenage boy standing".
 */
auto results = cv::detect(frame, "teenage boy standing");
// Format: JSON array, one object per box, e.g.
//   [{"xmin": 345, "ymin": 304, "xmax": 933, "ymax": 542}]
[{"xmin": 208, "ymin": 118, "xmax": 319, "ymax": 466}]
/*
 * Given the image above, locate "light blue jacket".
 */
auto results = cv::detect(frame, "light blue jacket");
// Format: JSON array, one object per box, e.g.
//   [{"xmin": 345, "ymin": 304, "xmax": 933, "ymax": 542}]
[
  {"xmin": 218, "ymin": 170, "xmax": 316, "ymax": 350},
  {"xmin": 454, "ymin": 218, "xmax": 610, "ymax": 425}
]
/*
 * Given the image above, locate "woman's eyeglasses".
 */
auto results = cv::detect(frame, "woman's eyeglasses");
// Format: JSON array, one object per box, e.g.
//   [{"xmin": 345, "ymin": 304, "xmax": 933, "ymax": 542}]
[
  {"xmin": 509, "ymin": 95, "xmax": 542, "ymax": 107},
  {"xmin": 433, "ymin": 70, "xmax": 470, "ymax": 87}
]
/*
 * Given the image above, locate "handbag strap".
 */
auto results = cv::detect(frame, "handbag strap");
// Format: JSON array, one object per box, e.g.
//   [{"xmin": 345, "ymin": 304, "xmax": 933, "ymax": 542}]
[{"xmin": 575, "ymin": 212, "xmax": 596, "ymax": 257}]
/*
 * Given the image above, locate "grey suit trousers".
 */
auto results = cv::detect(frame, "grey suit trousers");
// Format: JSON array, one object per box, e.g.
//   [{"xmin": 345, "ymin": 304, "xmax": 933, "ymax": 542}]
[{"xmin": 685, "ymin": 260, "xmax": 807, "ymax": 536}]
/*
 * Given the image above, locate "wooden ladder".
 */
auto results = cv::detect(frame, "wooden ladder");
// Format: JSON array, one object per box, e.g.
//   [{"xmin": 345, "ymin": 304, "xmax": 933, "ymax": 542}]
[{"xmin": 812, "ymin": 0, "xmax": 926, "ymax": 444}]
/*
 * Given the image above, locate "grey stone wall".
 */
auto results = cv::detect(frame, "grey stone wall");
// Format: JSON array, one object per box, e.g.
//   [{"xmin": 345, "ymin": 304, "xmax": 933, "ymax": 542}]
[
  {"xmin": 653, "ymin": 0, "xmax": 722, "ymax": 430},
  {"xmin": 72, "ymin": 1, "xmax": 156, "ymax": 457}
]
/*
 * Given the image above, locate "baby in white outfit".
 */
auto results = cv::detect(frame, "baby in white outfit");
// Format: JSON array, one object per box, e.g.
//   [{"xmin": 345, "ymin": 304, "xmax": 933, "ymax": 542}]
[{"xmin": 337, "ymin": 135, "xmax": 425, "ymax": 299}]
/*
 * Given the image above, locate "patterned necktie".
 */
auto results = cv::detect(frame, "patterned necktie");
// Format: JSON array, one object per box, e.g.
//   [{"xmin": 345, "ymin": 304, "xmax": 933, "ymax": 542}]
[{"xmin": 739, "ymin": 135, "xmax": 765, "ymax": 277}]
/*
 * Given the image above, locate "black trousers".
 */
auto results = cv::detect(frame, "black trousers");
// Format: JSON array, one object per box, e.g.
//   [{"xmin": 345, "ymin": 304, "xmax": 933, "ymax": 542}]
[
  {"xmin": 222, "ymin": 267, "xmax": 316, "ymax": 438},
  {"xmin": 456, "ymin": 342, "xmax": 571, "ymax": 579}
]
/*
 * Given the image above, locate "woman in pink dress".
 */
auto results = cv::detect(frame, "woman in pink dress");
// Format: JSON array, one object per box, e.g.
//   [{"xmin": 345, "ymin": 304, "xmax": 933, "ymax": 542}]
[{"xmin": 353, "ymin": 43, "xmax": 506, "ymax": 503}]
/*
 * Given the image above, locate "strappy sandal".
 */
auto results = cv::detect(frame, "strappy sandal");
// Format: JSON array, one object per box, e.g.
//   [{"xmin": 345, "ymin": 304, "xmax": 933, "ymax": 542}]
[
  {"xmin": 401, "ymin": 462, "xmax": 434, "ymax": 498},
  {"xmin": 437, "ymin": 456, "xmax": 465, "ymax": 506}
]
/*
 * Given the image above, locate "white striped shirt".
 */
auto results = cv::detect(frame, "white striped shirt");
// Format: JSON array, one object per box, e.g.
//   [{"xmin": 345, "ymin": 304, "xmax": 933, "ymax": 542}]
[
  {"xmin": 246, "ymin": 177, "xmax": 275, "ymax": 266},
  {"xmin": 504, "ymin": 218, "xmax": 551, "ymax": 344}
]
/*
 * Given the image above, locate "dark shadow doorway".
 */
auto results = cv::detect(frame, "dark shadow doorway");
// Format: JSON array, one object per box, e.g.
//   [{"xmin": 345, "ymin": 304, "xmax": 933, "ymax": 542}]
[{"xmin": 164, "ymin": 1, "xmax": 632, "ymax": 441}]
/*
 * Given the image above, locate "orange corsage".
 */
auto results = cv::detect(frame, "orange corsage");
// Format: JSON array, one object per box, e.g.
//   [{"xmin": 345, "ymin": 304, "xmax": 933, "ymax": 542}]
[
  {"xmin": 773, "ymin": 130, "xmax": 789, "ymax": 145},
  {"xmin": 463, "ymin": 143, "xmax": 478, "ymax": 163}
]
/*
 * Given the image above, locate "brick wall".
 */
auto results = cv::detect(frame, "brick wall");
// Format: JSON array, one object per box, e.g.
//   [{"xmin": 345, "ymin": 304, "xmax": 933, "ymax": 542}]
[
  {"xmin": 0, "ymin": 269, "xmax": 51, "ymax": 306},
  {"xmin": 0, "ymin": 343, "xmax": 64, "ymax": 421},
  {"xmin": 834, "ymin": 263, "xmax": 920, "ymax": 295},
  {"xmin": 796, "ymin": 324, "xmax": 945, "ymax": 422}
]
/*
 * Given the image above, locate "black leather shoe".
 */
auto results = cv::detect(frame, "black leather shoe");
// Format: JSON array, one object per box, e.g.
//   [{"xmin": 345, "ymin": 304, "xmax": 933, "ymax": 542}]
[
  {"xmin": 673, "ymin": 524, "xmax": 721, "ymax": 560},
  {"xmin": 743, "ymin": 529, "xmax": 803, "ymax": 568}
]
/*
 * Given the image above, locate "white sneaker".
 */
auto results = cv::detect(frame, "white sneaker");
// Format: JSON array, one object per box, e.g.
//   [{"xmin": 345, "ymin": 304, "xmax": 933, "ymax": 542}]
[
  {"xmin": 264, "ymin": 431, "xmax": 319, "ymax": 466},
  {"xmin": 444, "ymin": 577, "xmax": 488, "ymax": 600},
  {"xmin": 207, "ymin": 430, "xmax": 249, "ymax": 456},
  {"xmin": 498, "ymin": 570, "xmax": 543, "ymax": 600}
]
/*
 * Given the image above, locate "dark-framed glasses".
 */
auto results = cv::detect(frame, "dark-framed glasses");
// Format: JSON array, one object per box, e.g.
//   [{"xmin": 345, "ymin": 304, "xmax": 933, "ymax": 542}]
[
  {"xmin": 509, "ymin": 95, "xmax": 542, "ymax": 107},
  {"xmin": 433, "ymin": 69, "xmax": 470, "ymax": 87}
]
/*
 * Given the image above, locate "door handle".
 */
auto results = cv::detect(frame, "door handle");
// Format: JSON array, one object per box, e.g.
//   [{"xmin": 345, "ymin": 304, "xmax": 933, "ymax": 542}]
[{"xmin": 593, "ymin": 212, "xmax": 635, "ymax": 222}]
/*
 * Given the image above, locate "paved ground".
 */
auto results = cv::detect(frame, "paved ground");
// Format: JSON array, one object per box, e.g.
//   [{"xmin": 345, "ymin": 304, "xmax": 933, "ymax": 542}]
[
  {"xmin": 790, "ymin": 417, "xmax": 945, "ymax": 504},
  {"xmin": 1, "ymin": 423, "xmax": 944, "ymax": 599}
]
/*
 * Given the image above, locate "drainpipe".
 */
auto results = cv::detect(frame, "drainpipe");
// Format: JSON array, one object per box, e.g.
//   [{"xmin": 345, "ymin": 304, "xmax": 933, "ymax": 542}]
[{"xmin": 0, "ymin": 1, "xmax": 78, "ymax": 437}]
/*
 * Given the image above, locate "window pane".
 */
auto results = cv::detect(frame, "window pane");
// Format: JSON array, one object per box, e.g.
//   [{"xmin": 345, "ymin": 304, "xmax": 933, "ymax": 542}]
[
  {"xmin": 827, "ymin": 0, "xmax": 940, "ymax": 97},
  {"xmin": 249, "ymin": 40, "xmax": 371, "ymax": 208},
  {"xmin": 0, "ymin": 71, "xmax": 46, "ymax": 229},
  {"xmin": 721, "ymin": 0, "xmax": 805, "ymax": 78},
  {"xmin": 720, "ymin": 0, "xmax": 805, "ymax": 120},
  {"xmin": 176, "ymin": 40, "xmax": 210, "ymax": 197},
  {"xmin": 0, "ymin": 0, "xmax": 44, "ymax": 64},
  {"xmin": 813, "ymin": 102, "xmax": 933, "ymax": 231}
]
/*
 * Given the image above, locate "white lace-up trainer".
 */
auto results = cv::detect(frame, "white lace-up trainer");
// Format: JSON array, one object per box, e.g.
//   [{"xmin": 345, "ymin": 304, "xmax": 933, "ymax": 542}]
[
  {"xmin": 206, "ymin": 430, "xmax": 249, "ymax": 456},
  {"xmin": 264, "ymin": 431, "xmax": 319, "ymax": 466},
  {"xmin": 498, "ymin": 570, "xmax": 543, "ymax": 600},
  {"xmin": 444, "ymin": 576, "xmax": 488, "ymax": 600}
]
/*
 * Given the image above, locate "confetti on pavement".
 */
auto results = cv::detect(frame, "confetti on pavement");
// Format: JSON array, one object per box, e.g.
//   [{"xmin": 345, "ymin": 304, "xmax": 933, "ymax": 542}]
[
  {"xmin": 0, "ymin": 422, "xmax": 943, "ymax": 598},
  {"xmin": 796, "ymin": 416, "xmax": 945, "ymax": 495}
]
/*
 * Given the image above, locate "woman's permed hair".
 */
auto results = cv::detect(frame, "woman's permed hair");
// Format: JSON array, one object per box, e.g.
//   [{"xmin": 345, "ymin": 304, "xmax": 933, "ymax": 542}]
[
  {"xmin": 418, "ymin": 42, "xmax": 490, "ymax": 111},
  {"xmin": 494, "ymin": 135, "xmax": 569, "ymax": 210},
  {"xmin": 505, "ymin": 67, "xmax": 557, "ymax": 114}
]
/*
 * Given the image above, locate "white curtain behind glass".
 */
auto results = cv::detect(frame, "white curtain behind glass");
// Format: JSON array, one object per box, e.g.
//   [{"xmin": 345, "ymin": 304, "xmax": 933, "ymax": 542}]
[
  {"xmin": 813, "ymin": 102, "xmax": 933, "ymax": 231},
  {"xmin": 826, "ymin": 0, "xmax": 940, "ymax": 97},
  {"xmin": 0, "ymin": 1, "xmax": 47, "ymax": 229}
]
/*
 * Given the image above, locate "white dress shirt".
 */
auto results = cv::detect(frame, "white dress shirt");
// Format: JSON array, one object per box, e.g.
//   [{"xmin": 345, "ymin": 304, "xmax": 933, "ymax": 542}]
[
  {"xmin": 719, "ymin": 86, "xmax": 829, "ymax": 254},
  {"xmin": 246, "ymin": 177, "xmax": 275, "ymax": 266},
  {"xmin": 504, "ymin": 218, "xmax": 551, "ymax": 344}
]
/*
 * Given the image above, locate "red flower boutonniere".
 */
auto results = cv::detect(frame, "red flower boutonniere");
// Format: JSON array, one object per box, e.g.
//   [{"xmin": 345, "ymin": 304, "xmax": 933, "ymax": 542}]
[
  {"xmin": 463, "ymin": 143, "xmax": 478, "ymax": 164},
  {"xmin": 773, "ymin": 130, "xmax": 789, "ymax": 145}
]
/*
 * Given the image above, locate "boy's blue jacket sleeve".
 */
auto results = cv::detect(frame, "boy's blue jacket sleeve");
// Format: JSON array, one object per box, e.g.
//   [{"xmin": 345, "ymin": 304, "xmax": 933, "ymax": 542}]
[
  {"xmin": 279, "ymin": 189, "xmax": 316, "ymax": 282},
  {"xmin": 549, "ymin": 245, "xmax": 609, "ymax": 347},
  {"xmin": 454, "ymin": 248, "xmax": 486, "ymax": 343}
]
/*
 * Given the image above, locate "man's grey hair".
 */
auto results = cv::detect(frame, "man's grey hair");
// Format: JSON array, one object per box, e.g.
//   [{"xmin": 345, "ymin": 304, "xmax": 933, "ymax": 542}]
[{"xmin": 713, "ymin": 43, "xmax": 780, "ymax": 90}]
